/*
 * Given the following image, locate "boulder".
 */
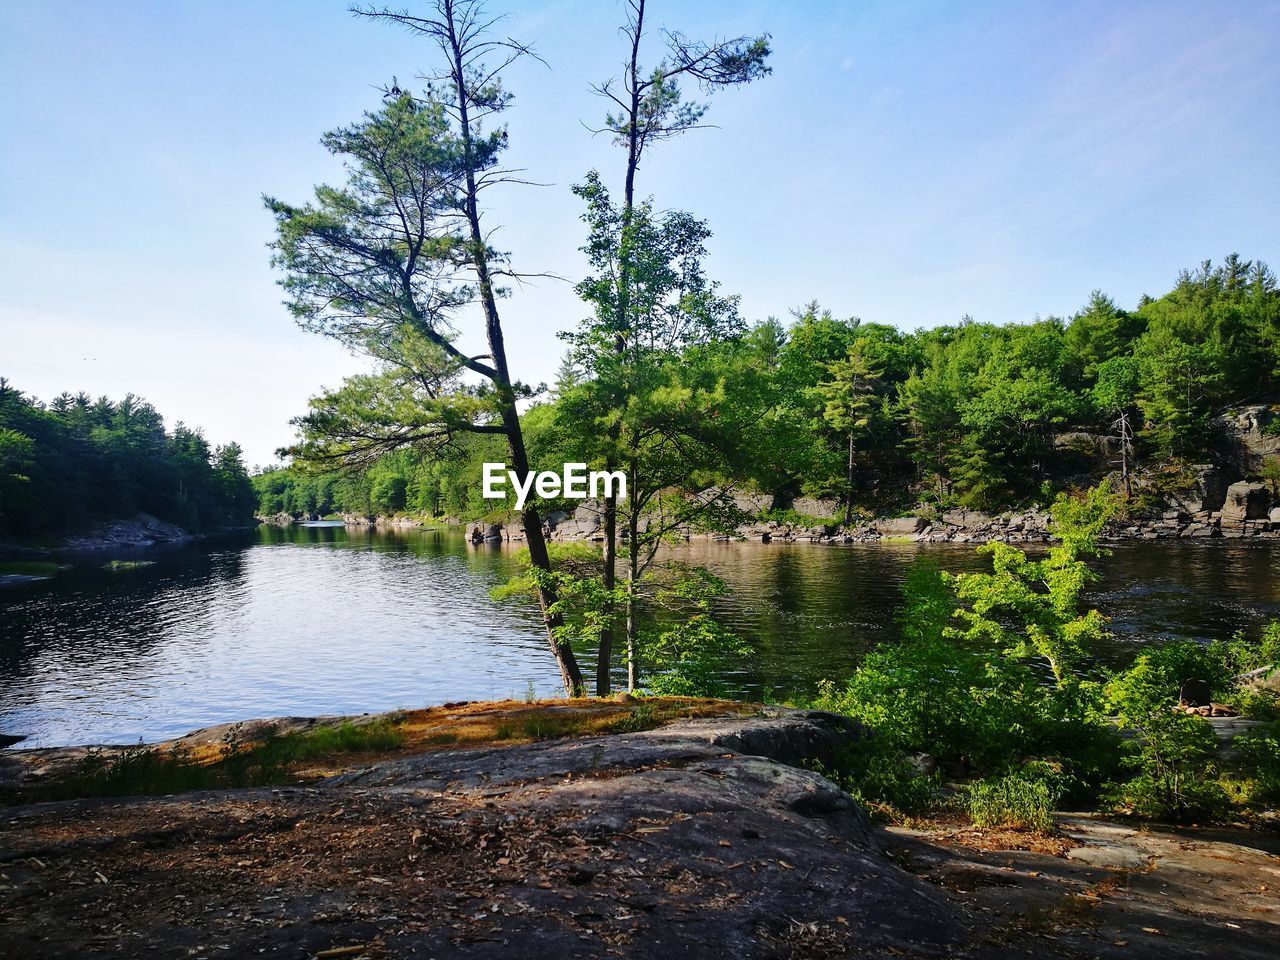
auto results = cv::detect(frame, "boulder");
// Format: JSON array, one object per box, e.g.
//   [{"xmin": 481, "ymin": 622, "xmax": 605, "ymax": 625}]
[
  {"xmin": 1166, "ymin": 464, "xmax": 1232, "ymax": 514},
  {"xmin": 876, "ymin": 516, "xmax": 926, "ymax": 537},
  {"xmin": 1221, "ymin": 481, "xmax": 1270, "ymax": 522},
  {"xmin": 789, "ymin": 496, "xmax": 840, "ymax": 519},
  {"xmin": 942, "ymin": 508, "xmax": 991, "ymax": 529}
]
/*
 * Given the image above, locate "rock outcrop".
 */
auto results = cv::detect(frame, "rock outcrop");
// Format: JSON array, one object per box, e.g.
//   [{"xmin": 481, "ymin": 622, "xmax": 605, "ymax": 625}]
[
  {"xmin": 875, "ymin": 516, "xmax": 927, "ymax": 537},
  {"xmin": 0, "ymin": 709, "xmax": 972, "ymax": 959},
  {"xmin": 1213, "ymin": 403, "xmax": 1280, "ymax": 474},
  {"xmin": 1164, "ymin": 463, "xmax": 1231, "ymax": 514},
  {"xmin": 59, "ymin": 513, "xmax": 196, "ymax": 552}
]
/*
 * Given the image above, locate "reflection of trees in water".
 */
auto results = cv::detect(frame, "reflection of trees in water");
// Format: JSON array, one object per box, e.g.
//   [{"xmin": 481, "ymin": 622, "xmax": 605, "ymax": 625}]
[
  {"xmin": 0, "ymin": 546, "xmax": 251, "ymax": 705},
  {"xmin": 5, "ymin": 530, "xmax": 1279, "ymax": 741},
  {"xmin": 668, "ymin": 542, "xmax": 990, "ymax": 698}
]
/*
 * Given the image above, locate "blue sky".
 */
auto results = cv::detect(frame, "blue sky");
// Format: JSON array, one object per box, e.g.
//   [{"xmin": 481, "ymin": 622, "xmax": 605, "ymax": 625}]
[{"xmin": 2, "ymin": 0, "xmax": 1277, "ymax": 466}]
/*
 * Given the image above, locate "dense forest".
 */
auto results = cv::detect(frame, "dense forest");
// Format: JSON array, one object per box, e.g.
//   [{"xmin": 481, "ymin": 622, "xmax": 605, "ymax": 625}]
[
  {"xmin": 256, "ymin": 254, "xmax": 1280, "ymax": 523},
  {"xmin": 0, "ymin": 380, "xmax": 257, "ymax": 540}
]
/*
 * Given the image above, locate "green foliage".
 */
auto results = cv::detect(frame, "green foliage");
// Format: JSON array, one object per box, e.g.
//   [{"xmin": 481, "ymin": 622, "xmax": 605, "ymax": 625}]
[
  {"xmin": 494, "ymin": 715, "xmax": 587, "ymax": 741},
  {"xmin": 635, "ymin": 564, "xmax": 749, "ymax": 697},
  {"xmin": 965, "ymin": 772, "xmax": 1059, "ymax": 833},
  {"xmin": 807, "ymin": 744, "xmax": 940, "ymax": 821},
  {"xmin": 0, "ymin": 560, "xmax": 62, "ymax": 577},
  {"xmin": 817, "ymin": 487, "xmax": 1127, "ymax": 809},
  {"xmin": 492, "ymin": 542, "xmax": 624, "ymax": 655},
  {"xmin": 602, "ymin": 704, "xmax": 660, "ymax": 734},
  {"xmin": 1104, "ymin": 643, "xmax": 1229, "ymax": 820},
  {"xmin": 276, "ymin": 720, "xmax": 405, "ymax": 759},
  {"xmin": 0, "ymin": 379, "xmax": 257, "ymax": 538},
  {"xmin": 810, "ymin": 484, "xmax": 1280, "ymax": 823},
  {"xmin": 263, "ymin": 252, "xmax": 1279, "ymax": 531},
  {"xmin": 103, "ymin": 560, "xmax": 155, "ymax": 571},
  {"xmin": 643, "ymin": 612, "xmax": 748, "ymax": 698},
  {"xmin": 948, "ymin": 485, "xmax": 1120, "ymax": 683},
  {"xmin": 1233, "ymin": 727, "xmax": 1280, "ymax": 805}
]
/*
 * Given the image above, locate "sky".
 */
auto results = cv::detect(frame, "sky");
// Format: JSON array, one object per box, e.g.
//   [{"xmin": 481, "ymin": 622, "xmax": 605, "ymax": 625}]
[{"xmin": 2, "ymin": 0, "xmax": 1278, "ymax": 467}]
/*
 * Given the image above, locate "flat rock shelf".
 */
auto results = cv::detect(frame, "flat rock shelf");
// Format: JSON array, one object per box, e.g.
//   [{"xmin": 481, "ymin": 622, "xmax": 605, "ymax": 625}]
[{"xmin": 2, "ymin": 704, "xmax": 1277, "ymax": 958}]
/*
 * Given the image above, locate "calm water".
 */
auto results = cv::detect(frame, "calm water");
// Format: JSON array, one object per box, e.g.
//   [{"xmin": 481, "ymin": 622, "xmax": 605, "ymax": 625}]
[{"xmin": 2, "ymin": 522, "xmax": 1279, "ymax": 748}]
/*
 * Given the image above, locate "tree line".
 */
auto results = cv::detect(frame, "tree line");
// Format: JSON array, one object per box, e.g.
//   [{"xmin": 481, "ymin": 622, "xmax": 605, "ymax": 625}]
[
  {"xmin": 264, "ymin": 0, "xmax": 1277, "ymax": 695},
  {"xmin": 0, "ymin": 379, "xmax": 256, "ymax": 540},
  {"xmin": 260, "ymin": 254, "xmax": 1280, "ymax": 522}
]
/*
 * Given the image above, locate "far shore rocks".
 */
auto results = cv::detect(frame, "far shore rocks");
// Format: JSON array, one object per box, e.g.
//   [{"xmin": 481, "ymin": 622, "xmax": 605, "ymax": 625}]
[
  {"xmin": 256, "ymin": 449, "xmax": 1280, "ymax": 549},
  {"xmin": 348, "ymin": 492, "xmax": 1280, "ymax": 547},
  {"xmin": 59, "ymin": 513, "xmax": 196, "ymax": 552},
  {"xmin": 1222, "ymin": 480, "xmax": 1271, "ymax": 521}
]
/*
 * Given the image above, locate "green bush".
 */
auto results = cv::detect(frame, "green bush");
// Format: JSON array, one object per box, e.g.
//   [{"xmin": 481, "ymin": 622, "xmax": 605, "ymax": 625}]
[
  {"xmin": 806, "ymin": 740, "xmax": 940, "ymax": 821},
  {"xmin": 1233, "ymin": 727, "xmax": 1280, "ymax": 806},
  {"xmin": 815, "ymin": 560, "xmax": 1124, "ymax": 797},
  {"xmin": 1105, "ymin": 649, "xmax": 1228, "ymax": 820},
  {"xmin": 965, "ymin": 773, "xmax": 1059, "ymax": 833}
]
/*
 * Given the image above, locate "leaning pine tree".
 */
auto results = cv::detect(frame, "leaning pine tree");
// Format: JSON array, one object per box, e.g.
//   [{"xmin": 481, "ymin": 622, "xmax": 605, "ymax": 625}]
[{"xmin": 265, "ymin": 0, "xmax": 584, "ymax": 693}]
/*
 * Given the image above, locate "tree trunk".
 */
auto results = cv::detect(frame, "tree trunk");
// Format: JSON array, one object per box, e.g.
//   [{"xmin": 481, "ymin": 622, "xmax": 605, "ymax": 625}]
[
  {"xmin": 626, "ymin": 508, "xmax": 640, "ymax": 693},
  {"xmin": 445, "ymin": 16, "xmax": 583, "ymax": 696},
  {"xmin": 625, "ymin": 456, "xmax": 642, "ymax": 692},
  {"xmin": 844, "ymin": 428, "xmax": 855, "ymax": 526},
  {"xmin": 596, "ymin": 494, "xmax": 617, "ymax": 696},
  {"xmin": 598, "ymin": 0, "xmax": 647, "ymax": 697},
  {"xmin": 1118, "ymin": 410, "xmax": 1134, "ymax": 500}
]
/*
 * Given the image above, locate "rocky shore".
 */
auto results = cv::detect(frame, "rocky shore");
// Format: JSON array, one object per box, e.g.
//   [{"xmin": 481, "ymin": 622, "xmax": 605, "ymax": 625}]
[
  {"xmin": 264, "ymin": 403, "xmax": 1280, "ymax": 549},
  {"xmin": 0, "ymin": 513, "xmax": 199, "ymax": 560},
  {"xmin": 58, "ymin": 513, "xmax": 199, "ymax": 551},
  {"xmin": 445, "ymin": 470, "xmax": 1280, "ymax": 548}
]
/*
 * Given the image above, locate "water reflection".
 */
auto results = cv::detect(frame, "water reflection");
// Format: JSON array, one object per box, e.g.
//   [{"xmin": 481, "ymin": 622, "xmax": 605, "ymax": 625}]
[{"xmin": 1, "ymin": 525, "xmax": 1277, "ymax": 747}]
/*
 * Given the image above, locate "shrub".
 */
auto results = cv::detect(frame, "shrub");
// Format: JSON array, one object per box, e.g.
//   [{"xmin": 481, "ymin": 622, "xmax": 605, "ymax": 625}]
[
  {"xmin": 806, "ymin": 740, "xmax": 940, "ymax": 822},
  {"xmin": 1106, "ymin": 649, "xmax": 1228, "ymax": 820},
  {"xmin": 603, "ymin": 704, "xmax": 659, "ymax": 734},
  {"xmin": 816, "ymin": 562, "xmax": 1123, "ymax": 794},
  {"xmin": 965, "ymin": 773, "xmax": 1059, "ymax": 833},
  {"xmin": 1233, "ymin": 727, "xmax": 1280, "ymax": 806}
]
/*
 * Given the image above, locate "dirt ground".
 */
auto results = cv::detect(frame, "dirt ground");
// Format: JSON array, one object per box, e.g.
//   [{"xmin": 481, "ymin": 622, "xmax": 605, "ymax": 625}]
[{"xmin": 1, "ymin": 704, "xmax": 1278, "ymax": 959}]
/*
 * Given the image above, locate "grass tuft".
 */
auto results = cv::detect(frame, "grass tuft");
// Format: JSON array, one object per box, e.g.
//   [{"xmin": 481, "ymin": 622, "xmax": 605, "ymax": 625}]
[
  {"xmin": 965, "ymin": 773, "xmax": 1058, "ymax": 833},
  {"xmin": 38, "ymin": 718, "xmax": 406, "ymax": 801}
]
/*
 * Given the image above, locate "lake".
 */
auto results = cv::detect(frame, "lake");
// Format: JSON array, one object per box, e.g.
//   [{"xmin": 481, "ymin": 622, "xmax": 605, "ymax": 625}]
[{"xmin": 3, "ymin": 522, "xmax": 1279, "ymax": 748}]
